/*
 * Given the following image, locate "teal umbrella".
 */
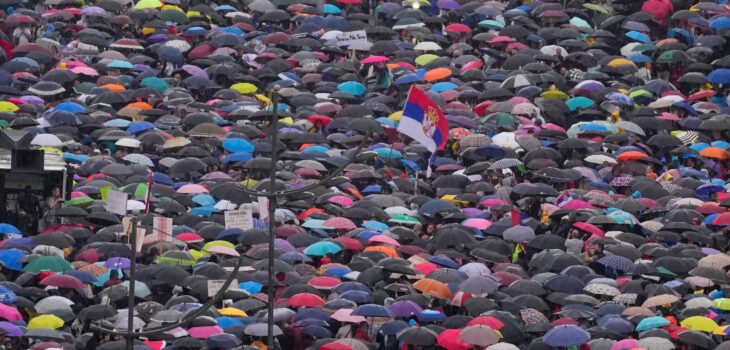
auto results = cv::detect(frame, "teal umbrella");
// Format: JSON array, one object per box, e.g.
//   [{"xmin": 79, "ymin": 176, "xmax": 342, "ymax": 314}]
[
  {"xmin": 635, "ymin": 316, "xmax": 670, "ymax": 331},
  {"xmin": 337, "ymin": 81, "xmax": 366, "ymax": 96},
  {"xmin": 566, "ymin": 96, "xmax": 595, "ymax": 111},
  {"xmin": 140, "ymin": 77, "xmax": 170, "ymax": 92},
  {"xmin": 375, "ymin": 148, "xmax": 403, "ymax": 159},
  {"xmin": 323, "ymin": 4, "xmax": 342, "ymax": 13},
  {"xmin": 303, "ymin": 241, "xmax": 342, "ymax": 256}
]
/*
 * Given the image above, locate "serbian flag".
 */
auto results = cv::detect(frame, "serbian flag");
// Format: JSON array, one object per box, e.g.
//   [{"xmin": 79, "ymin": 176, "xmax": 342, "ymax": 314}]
[{"xmin": 397, "ymin": 86, "xmax": 448, "ymax": 175}]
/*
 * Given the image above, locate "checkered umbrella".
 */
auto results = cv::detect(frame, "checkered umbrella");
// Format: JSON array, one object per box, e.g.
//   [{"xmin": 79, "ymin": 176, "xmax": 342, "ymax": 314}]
[{"xmin": 322, "ymin": 217, "xmax": 357, "ymax": 230}]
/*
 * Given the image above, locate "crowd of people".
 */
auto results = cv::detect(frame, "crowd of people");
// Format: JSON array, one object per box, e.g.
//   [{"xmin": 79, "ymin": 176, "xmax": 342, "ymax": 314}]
[{"xmin": 2, "ymin": 0, "xmax": 730, "ymax": 349}]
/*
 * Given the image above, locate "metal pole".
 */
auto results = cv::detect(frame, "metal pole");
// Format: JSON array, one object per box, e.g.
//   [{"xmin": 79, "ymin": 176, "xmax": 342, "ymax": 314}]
[
  {"xmin": 267, "ymin": 88, "xmax": 279, "ymax": 350},
  {"xmin": 127, "ymin": 216, "xmax": 138, "ymax": 350}
]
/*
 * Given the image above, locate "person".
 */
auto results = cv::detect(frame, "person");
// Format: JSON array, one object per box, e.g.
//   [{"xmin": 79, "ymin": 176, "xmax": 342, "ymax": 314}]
[
  {"xmin": 17, "ymin": 186, "xmax": 41, "ymax": 234},
  {"xmin": 41, "ymin": 186, "xmax": 63, "ymax": 228},
  {"xmin": 104, "ymin": 270, "xmax": 122, "ymax": 288},
  {"xmin": 11, "ymin": 23, "xmax": 32, "ymax": 45}
]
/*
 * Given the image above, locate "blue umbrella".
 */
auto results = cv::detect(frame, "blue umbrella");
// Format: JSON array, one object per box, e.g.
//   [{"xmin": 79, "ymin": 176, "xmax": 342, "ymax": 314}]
[
  {"xmin": 337, "ymin": 81, "xmax": 366, "ymax": 96},
  {"xmin": 697, "ymin": 184, "xmax": 724, "ymax": 196},
  {"xmin": 323, "ymin": 267, "xmax": 351, "ymax": 278},
  {"xmin": 427, "ymin": 255, "xmax": 459, "ymax": 269},
  {"xmin": 597, "ymin": 315, "xmax": 634, "ymax": 334},
  {"xmin": 295, "ymin": 319, "xmax": 330, "ymax": 327},
  {"xmin": 635, "ymin": 316, "xmax": 670, "ymax": 331},
  {"xmin": 295, "ymin": 308, "xmax": 330, "ymax": 321},
  {"xmin": 192, "ymin": 194, "xmax": 216, "ymax": 207},
  {"xmin": 710, "ymin": 16, "xmax": 730, "ymax": 30},
  {"xmin": 542, "ymin": 325, "xmax": 591, "ymax": 347},
  {"xmin": 104, "ymin": 118, "xmax": 131, "ymax": 128},
  {"xmin": 625, "ymin": 31, "xmax": 651, "ymax": 43},
  {"xmin": 418, "ymin": 310, "xmax": 445, "ymax": 323},
  {"xmin": 223, "ymin": 152, "xmax": 253, "ymax": 164},
  {"xmin": 708, "ymin": 69, "xmax": 730, "ymax": 84},
  {"xmin": 141, "ymin": 77, "xmax": 170, "ymax": 92},
  {"xmin": 238, "ymin": 281, "xmax": 263, "ymax": 294},
  {"xmin": 0, "ymin": 224, "xmax": 20, "ymax": 234},
  {"xmin": 0, "ymin": 249, "xmax": 25, "ymax": 271},
  {"xmin": 223, "ymin": 138, "xmax": 254, "ymax": 152},
  {"xmin": 712, "ymin": 140, "xmax": 730, "ymax": 149},
  {"xmin": 418, "ymin": 199, "xmax": 458, "ymax": 217},
  {"xmin": 475, "ymin": 144, "xmax": 508, "ymax": 158},
  {"xmin": 0, "ymin": 286, "xmax": 16, "ymax": 304},
  {"xmin": 374, "ymin": 148, "xmax": 402, "ymax": 159},
  {"xmin": 64, "ymin": 270, "xmax": 97, "ymax": 284},
  {"xmin": 430, "ymin": 82, "xmax": 458, "ymax": 92},
  {"xmin": 279, "ymin": 252, "xmax": 312, "ymax": 264},
  {"xmin": 127, "ymin": 121, "xmax": 156, "ymax": 134},
  {"xmin": 107, "ymin": 60, "xmax": 134, "ymax": 69},
  {"xmin": 303, "ymin": 241, "xmax": 342, "ymax": 256},
  {"xmin": 339, "ymin": 290, "xmax": 372, "ymax": 304},
  {"xmin": 605, "ymin": 92, "xmax": 634, "ymax": 106},
  {"xmin": 362, "ymin": 185, "xmax": 382, "ymax": 194},
  {"xmin": 303, "ymin": 325, "xmax": 331, "ymax": 338},
  {"xmin": 220, "ymin": 26, "xmax": 245, "ymax": 36},
  {"xmin": 362, "ymin": 220, "xmax": 389, "ymax": 232},
  {"xmin": 156, "ymin": 46, "xmax": 184, "ymax": 65},
  {"xmin": 628, "ymin": 53, "xmax": 652, "ymax": 63},
  {"xmin": 598, "ymin": 255, "xmax": 635, "ymax": 271},
  {"xmin": 216, "ymin": 228, "xmax": 243, "ymax": 242},
  {"xmin": 323, "ymin": 4, "xmax": 342, "ymax": 14},
  {"xmin": 395, "ymin": 74, "xmax": 421, "ymax": 84},
  {"xmin": 352, "ymin": 304, "xmax": 394, "ymax": 317},
  {"xmin": 183, "ymin": 26, "xmax": 208, "ymax": 36},
  {"xmin": 217, "ymin": 317, "xmax": 244, "ymax": 329},
  {"xmin": 54, "ymin": 102, "xmax": 86, "ymax": 113},
  {"xmin": 379, "ymin": 320, "xmax": 409, "ymax": 335}
]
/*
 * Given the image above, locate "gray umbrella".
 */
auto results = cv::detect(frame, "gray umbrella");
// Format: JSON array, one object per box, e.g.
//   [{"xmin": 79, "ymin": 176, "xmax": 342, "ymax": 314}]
[
  {"xmin": 245, "ymin": 322, "xmax": 283, "ymax": 336},
  {"xmin": 458, "ymin": 276, "xmax": 499, "ymax": 295},
  {"xmin": 503, "ymin": 225, "xmax": 536, "ymax": 243}
]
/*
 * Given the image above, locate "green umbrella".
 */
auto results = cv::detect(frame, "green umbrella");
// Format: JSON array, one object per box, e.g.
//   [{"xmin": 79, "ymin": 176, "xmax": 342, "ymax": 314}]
[
  {"xmin": 633, "ymin": 43, "xmax": 657, "ymax": 52},
  {"xmin": 66, "ymin": 197, "xmax": 93, "ymax": 207},
  {"xmin": 583, "ymin": 3, "xmax": 611, "ymax": 14},
  {"xmin": 481, "ymin": 112, "xmax": 518, "ymax": 126},
  {"xmin": 23, "ymin": 256, "xmax": 74, "ymax": 273},
  {"xmin": 389, "ymin": 215, "xmax": 420, "ymax": 225}
]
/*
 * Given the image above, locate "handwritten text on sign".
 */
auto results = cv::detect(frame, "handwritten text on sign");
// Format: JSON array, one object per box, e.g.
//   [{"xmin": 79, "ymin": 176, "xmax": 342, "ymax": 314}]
[
  {"xmin": 224, "ymin": 207, "xmax": 253, "ymax": 230},
  {"xmin": 336, "ymin": 30, "xmax": 368, "ymax": 47}
]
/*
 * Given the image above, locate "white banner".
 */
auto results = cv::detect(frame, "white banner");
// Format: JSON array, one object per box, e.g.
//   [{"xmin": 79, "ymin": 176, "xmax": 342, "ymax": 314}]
[
  {"xmin": 106, "ymin": 190, "xmax": 128, "ymax": 216},
  {"xmin": 224, "ymin": 208, "xmax": 253, "ymax": 230}
]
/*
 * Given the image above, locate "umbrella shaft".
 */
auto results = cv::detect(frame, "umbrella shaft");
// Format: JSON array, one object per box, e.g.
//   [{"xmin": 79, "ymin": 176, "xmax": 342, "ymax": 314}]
[{"xmin": 127, "ymin": 217, "xmax": 137, "ymax": 350}]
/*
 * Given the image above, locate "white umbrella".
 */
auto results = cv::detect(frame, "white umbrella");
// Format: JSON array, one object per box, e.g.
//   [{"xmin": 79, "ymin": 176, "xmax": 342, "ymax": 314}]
[
  {"xmin": 31, "ymin": 133, "xmax": 63, "ymax": 147},
  {"xmin": 127, "ymin": 200, "xmax": 146, "ymax": 211},
  {"xmin": 123, "ymin": 153, "xmax": 154, "ymax": 167},
  {"xmin": 414, "ymin": 41, "xmax": 441, "ymax": 51}
]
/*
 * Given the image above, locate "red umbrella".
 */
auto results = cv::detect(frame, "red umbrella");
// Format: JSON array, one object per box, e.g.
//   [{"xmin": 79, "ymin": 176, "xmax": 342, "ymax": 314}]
[
  {"xmin": 287, "ymin": 293, "xmax": 325, "ymax": 307},
  {"xmin": 6, "ymin": 15, "xmax": 37, "ymax": 27},
  {"xmin": 444, "ymin": 23, "xmax": 472, "ymax": 33},
  {"xmin": 334, "ymin": 0, "xmax": 361, "ymax": 3},
  {"xmin": 40, "ymin": 274, "xmax": 85, "ymax": 289},
  {"xmin": 308, "ymin": 276, "xmax": 341, "ymax": 289},
  {"xmin": 176, "ymin": 232, "xmax": 204, "ymax": 242},
  {"xmin": 307, "ymin": 114, "xmax": 332, "ymax": 126},
  {"xmin": 334, "ymin": 237, "xmax": 363, "ymax": 251},
  {"xmin": 321, "ymin": 343, "xmax": 352, "ymax": 350},
  {"xmin": 468, "ymin": 316, "xmax": 505, "ymax": 329},
  {"xmin": 687, "ymin": 90, "xmax": 715, "ymax": 102},
  {"xmin": 188, "ymin": 43, "xmax": 214, "ymax": 60},
  {"xmin": 323, "ymin": 217, "xmax": 356, "ymax": 230},
  {"xmin": 12, "ymin": 43, "xmax": 46, "ymax": 54},
  {"xmin": 437, "ymin": 328, "xmax": 471, "ymax": 350},
  {"xmin": 713, "ymin": 212, "xmax": 730, "ymax": 225},
  {"xmin": 573, "ymin": 222, "xmax": 605, "ymax": 237},
  {"xmin": 74, "ymin": 248, "xmax": 101, "ymax": 263}
]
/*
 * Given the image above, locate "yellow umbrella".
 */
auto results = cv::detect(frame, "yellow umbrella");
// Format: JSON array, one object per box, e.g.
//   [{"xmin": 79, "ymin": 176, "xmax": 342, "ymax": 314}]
[
  {"xmin": 388, "ymin": 111, "xmax": 402, "ymax": 121},
  {"xmin": 280, "ymin": 116, "xmax": 294, "ymax": 125},
  {"xmin": 186, "ymin": 10, "xmax": 202, "ymax": 17},
  {"xmin": 28, "ymin": 314, "xmax": 64, "ymax": 330},
  {"xmin": 38, "ymin": 146, "xmax": 62, "ymax": 155},
  {"xmin": 161, "ymin": 4, "xmax": 184, "ymax": 11},
  {"xmin": 713, "ymin": 298, "xmax": 730, "ymax": 310},
  {"xmin": 256, "ymin": 94, "xmax": 271, "ymax": 105},
  {"xmin": 203, "ymin": 240, "xmax": 236, "ymax": 250},
  {"xmin": 415, "ymin": 54, "xmax": 439, "ymax": 66},
  {"xmin": 218, "ymin": 307, "xmax": 247, "ymax": 317},
  {"xmin": 607, "ymin": 58, "xmax": 637, "ymax": 68},
  {"xmin": 134, "ymin": 0, "xmax": 163, "ymax": 9},
  {"xmin": 241, "ymin": 179, "xmax": 258, "ymax": 189},
  {"xmin": 540, "ymin": 90, "xmax": 568, "ymax": 100},
  {"xmin": 714, "ymin": 325, "xmax": 730, "ymax": 336},
  {"xmin": 680, "ymin": 316, "xmax": 719, "ymax": 332},
  {"xmin": 0, "ymin": 101, "xmax": 19, "ymax": 112},
  {"xmin": 230, "ymin": 83, "xmax": 258, "ymax": 94},
  {"xmin": 441, "ymin": 194, "xmax": 468, "ymax": 206}
]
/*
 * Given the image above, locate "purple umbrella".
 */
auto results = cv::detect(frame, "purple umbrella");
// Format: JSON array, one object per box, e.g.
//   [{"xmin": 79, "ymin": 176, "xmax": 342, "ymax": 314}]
[
  {"xmin": 437, "ymin": 0, "xmax": 460, "ymax": 10},
  {"xmin": 182, "ymin": 64, "xmax": 209, "ymax": 79},
  {"xmin": 389, "ymin": 300, "xmax": 423, "ymax": 318},
  {"xmin": 0, "ymin": 321, "xmax": 23, "ymax": 337},
  {"xmin": 542, "ymin": 325, "xmax": 591, "ymax": 347},
  {"xmin": 274, "ymin": 238, "xmax": 297, "ymax": 253},
  {"xmin": 105, "ymin": 257, "xmax": 131, "ymax": 269}
]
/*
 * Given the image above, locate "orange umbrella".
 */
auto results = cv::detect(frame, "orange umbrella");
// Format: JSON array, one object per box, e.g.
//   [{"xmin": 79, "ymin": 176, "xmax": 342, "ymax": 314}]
[
  {"xmin": 127, "ymin": 102, "xmax": 153, "ymax": 110},
  {"xmin": 700, "ymin": 147, "xmax": 730, "ymax": 160},
  {"xmin": 101, "ymin": 84, "xmax": 126, "ymax": 92},
  {"xmin": 413, "ymin": 278, "xmax": 453, "ymax": 299},
  {"xmin": 424, "ymin": 67, "xmax": 452, "ymax": 82},
  {"xmin": 617, "ymin": 151, "xmax": 648, "ymax": 161},
  {"xmin": 363, "ymin": 245, "xmax": 399, "ymax": 258}
]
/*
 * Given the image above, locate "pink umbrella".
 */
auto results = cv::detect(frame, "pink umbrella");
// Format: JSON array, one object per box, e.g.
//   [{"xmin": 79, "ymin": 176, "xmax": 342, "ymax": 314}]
[
  {"xmin": 323, "ymin": 217, "xmax": 356, "ymax": 230},
  {"xmin": 360, "ymin": 55, "xmax": 388, "ymax": 64},
  {"xmin": 330, "ymin": 309, "xmax": 366, "ymax": 323},
  {"xmin": 480, "ymin": 199, "xmax": 511, "ymax": 207},
  {"xmin": 368, "ymin": 235, "xmax": 400, "ymax": 247},
  {"xmin": 461, "ymin": 59, "xmax": 483, "ymax": 71},
  {"xmin": 561, "ymin": 200, "xmax": 593, "ymax": 210},
  {"xmin": 462, "ymin": 218, "xmax": 492, "ymax": 230},
  {"xmin": 188, "ymin": 325, "xmax": 223, "ymax": 339},
  {"xmin": 177, "ymin": 184, "xmax": 208, "ymax": 194},
  {"xmin": 610, "ymin": 339, "xmax": 638, "ymax": 350},
  {"xmin": 70, "ymin": 66, "xmax": 99, "ymax": 76},
  {"xmin": 489, "ymin": 36, "xmax": 516, "ymax": 44},
  {"xmin": 206, "ymin": 246, "xmax": 240, "ymax": 257},
  {"xmin": 328, "ymin": 195, "xmax": 354, "ymax": 207},
  {"xmin": 0, "ymin": 304, "xmax": 22, "ymax": 322}
]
